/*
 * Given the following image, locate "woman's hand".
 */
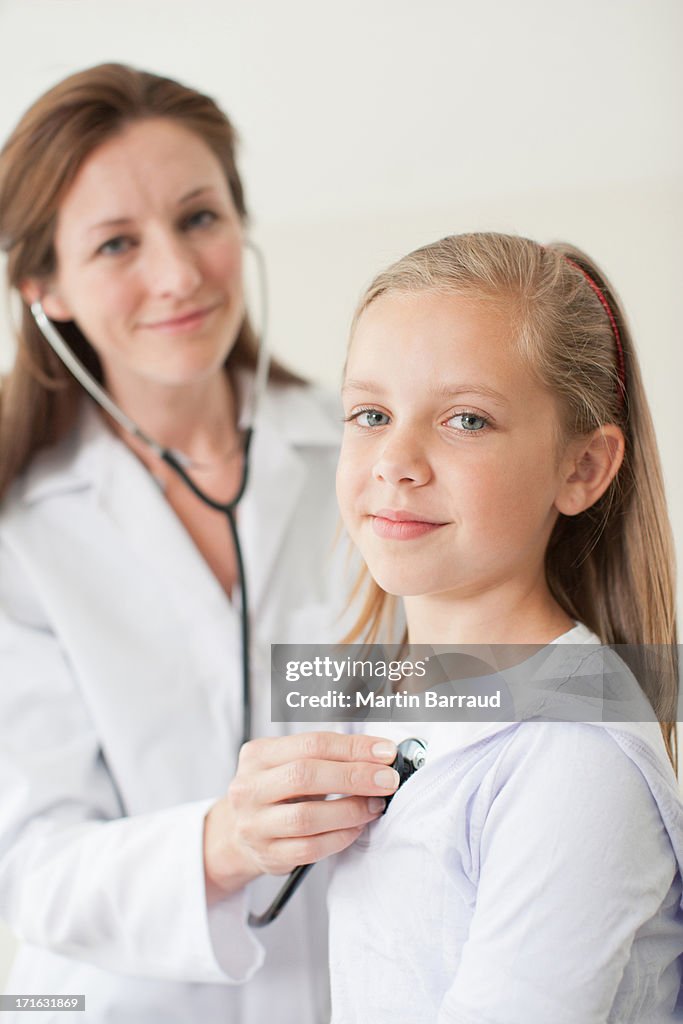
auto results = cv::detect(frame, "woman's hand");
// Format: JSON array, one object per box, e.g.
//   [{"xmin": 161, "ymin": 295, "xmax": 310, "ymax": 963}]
[{"xmin": 203, "ymin": 732, "xmax": 399, "ymax": 903}]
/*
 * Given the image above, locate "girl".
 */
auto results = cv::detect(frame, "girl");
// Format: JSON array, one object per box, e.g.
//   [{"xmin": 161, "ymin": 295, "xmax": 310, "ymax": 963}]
[{"xmin": 332, "ymin": 233, "xmax": 683, "ymax": 1023}]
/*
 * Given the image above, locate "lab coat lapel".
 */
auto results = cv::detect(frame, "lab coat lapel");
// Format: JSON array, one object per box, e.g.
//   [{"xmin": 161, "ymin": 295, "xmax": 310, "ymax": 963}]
[{"xmin": 92, "ymin": 415, "xmax": 231, "ymax": 619}]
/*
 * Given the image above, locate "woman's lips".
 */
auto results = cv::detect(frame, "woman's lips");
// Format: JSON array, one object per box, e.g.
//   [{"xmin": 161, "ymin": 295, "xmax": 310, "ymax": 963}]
[
  {"xmin": 140, "ymin": 304, "xmax": 219, "ymax": 334},
  {"xmin": 370, "ymin": 510, "xmax": 447, "ymax": 541}
]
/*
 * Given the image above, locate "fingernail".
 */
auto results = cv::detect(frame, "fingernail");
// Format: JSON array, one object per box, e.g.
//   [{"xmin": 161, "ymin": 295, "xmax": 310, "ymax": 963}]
[
  {"xmin": 371, "ymin": 742, "xmax": 397, "ymax": 760},
  {"xmin": 374, "ymin": 767, "xmax": 399, "ymax": 790},
  {"xmin": 367, "ymin": 797, "xmax": 385, "ymax": 814}
]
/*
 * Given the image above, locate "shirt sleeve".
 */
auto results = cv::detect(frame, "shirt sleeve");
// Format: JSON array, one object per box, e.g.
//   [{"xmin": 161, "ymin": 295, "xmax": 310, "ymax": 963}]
[
  {"xmin": 0, "ymin": 594, "xmax": 264, "ymax": 984},
  {"xmin": 437, "ymin": 722, "xmax": 679, "ymax": 1024}
]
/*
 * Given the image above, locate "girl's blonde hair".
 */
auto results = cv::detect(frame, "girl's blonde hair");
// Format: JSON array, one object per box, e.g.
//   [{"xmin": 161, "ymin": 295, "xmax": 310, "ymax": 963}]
[
  {"xmin": 0, "ymin": 63, "xmax": 302, "ymax": 504},
  {"xmin": 344, "ymin": 232, "xmax": 678, "ymax": 771}
]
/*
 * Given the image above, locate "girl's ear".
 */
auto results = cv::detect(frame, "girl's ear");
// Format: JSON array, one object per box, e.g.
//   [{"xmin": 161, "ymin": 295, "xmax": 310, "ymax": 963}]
[
  {"xmin": 19, "ymin": 278, "xmax": 73, "ymax": 322},
  {"xmin": 554, "ymin": 425, "xmax": 625, "ymax": 516}
]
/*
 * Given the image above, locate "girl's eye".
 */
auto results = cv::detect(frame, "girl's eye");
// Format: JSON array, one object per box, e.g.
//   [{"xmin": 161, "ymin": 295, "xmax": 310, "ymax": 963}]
[
  {"xmin": 446, "ymin": 412, "xmax": 489, "ymax": 433},
  {"xmin": 97, "ymin": 235, "xmax": 133, "ymax": 256},
  {"xmin": 347, "ymin": 409, "xmax": 390, "ymax": 428},
  {"xmin": 184, "ymin": 209, "xmax": 218, "ymax": 230}
]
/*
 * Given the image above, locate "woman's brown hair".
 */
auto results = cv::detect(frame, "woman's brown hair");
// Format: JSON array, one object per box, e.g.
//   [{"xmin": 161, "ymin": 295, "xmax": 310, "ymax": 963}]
[
  {"xmin": 0, "ymin": 62, "xmax": 301, "ymax": 502},
  {"xmin": 344, "ymin": 233, "xmax": 678, "ymax": 771}
]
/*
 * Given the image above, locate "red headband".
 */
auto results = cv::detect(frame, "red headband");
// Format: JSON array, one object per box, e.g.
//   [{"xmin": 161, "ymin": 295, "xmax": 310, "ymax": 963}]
[{"xmin": 562, "ymin": 255, "xmax": 627, "ymax": 407}]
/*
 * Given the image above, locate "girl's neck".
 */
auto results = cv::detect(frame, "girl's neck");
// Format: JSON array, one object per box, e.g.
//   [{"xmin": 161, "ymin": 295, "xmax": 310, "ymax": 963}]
[{"xmin": 403, "ymin": 578, "xmax": 576, "ymax": 646}]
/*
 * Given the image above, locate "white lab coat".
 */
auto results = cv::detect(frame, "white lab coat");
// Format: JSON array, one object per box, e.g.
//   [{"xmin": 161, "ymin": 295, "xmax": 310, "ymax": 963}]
[{"xmin": 0, "ymin": 381, "xmax": 349, "ymax": 1023}]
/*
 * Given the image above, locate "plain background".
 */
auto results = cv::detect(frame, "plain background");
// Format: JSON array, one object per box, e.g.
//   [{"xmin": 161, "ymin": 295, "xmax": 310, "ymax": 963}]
[{"xmin": 0, "ymin": 0, "xmax": 681, "ymax": 992}]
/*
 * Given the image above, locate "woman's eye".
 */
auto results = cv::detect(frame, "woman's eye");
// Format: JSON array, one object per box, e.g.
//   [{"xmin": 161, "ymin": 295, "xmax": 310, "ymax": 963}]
[
  {"xmin": 184, "ymin": 209, "xmax": 218, "ymax": 229},
  {"xmin": 446, "ymin": 412, "xmax": 489, "ymax": 432},
  {"xmin": 97, "ymin": 235, "xmax": 133, "ymax": 256},
  {"xmin": 350, "ymin": 409, "xmax": 390, "ymax": 428}
]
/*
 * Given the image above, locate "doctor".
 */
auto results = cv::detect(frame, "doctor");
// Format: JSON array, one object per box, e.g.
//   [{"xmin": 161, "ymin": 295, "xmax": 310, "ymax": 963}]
[{"xmin": 0, "ymin": 64, "xmax": 399, "ymax": 1022}]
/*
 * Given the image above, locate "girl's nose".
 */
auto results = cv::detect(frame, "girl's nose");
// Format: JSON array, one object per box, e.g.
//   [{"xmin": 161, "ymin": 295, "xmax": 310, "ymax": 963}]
[
  {"xmin": 372, "ymin": 435, "xmax": 432, "ymax": 488},
  {"xmin": 143, "ymin": 231, "xmax": 202, "ymax": 299}
]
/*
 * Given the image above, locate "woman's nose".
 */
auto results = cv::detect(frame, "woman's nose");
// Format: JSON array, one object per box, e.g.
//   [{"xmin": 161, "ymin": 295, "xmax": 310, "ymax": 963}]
[
  {"xmin": 372, "ymin": 434, "xmax": 432, "ymax": 488},
  {"xmin": 142, "ymin": 231, "xmax": 202, "ymax": 299}
]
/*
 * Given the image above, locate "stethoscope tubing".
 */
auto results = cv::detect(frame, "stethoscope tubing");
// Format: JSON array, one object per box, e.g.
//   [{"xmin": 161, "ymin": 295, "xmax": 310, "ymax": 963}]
[
  {"xmin": 161, "ymin": 438, "xmax": 254, "ymax": 747},
  {"xmin": 247, "ymin": 863, "xmax": 313, "ymax": 928}
]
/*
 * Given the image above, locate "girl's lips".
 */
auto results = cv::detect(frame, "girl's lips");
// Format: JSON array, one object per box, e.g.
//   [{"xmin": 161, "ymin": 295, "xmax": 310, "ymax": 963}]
[{"xmin": 371, "ymin": 515, "xmax": 446, "ymax": 541}]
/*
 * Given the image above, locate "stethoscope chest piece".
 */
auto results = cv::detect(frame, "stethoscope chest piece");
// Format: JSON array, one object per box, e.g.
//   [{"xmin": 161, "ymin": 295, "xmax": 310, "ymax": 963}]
[{"xmin": 383, "ymin": 736, "xmax": 428, "ymax": 814}]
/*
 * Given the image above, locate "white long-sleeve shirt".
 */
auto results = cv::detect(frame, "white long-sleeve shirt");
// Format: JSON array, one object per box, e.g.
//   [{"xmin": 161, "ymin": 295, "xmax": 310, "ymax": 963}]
[{"xmin": 328, "ymin": 624, "xmax": 683, "ymax": 1023}]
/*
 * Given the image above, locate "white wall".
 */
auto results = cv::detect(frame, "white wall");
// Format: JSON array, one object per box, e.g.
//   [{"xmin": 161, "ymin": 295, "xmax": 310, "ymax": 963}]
[{"xmin": 0, "ymin": 0, "xmax": 681, "ymax": 986}]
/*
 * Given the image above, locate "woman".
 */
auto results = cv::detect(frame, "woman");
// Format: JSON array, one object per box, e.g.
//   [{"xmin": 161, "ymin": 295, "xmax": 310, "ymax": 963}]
[{"xmin": 0, "ymin": 64, "xmax": 399, "ymax": 1022}]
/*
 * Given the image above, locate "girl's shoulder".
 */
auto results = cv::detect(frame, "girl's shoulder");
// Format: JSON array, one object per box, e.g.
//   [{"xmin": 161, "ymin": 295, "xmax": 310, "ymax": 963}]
[
  {"xmin": 490, "ymin": 718, "xmax": 664, "ymax": 803},
  {"xmin": 462, "ymin": 716, "xmax": 683, "ymax": 881}
]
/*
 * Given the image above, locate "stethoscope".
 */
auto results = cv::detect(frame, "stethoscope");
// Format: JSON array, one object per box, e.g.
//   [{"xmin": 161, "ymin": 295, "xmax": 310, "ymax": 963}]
[{"xmin": 30, "ymin": 240, "xmax": 428, "ymax": 927}]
